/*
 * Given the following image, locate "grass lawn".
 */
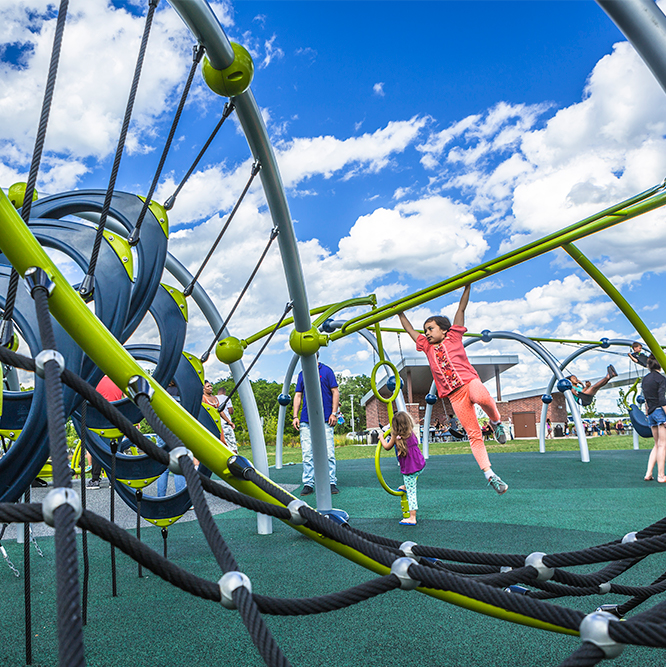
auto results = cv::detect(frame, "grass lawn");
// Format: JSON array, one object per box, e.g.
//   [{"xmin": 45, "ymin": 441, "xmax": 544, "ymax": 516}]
[{"xmin": 240, "ymin": 433, "xmax": 655, "ymax": 467}]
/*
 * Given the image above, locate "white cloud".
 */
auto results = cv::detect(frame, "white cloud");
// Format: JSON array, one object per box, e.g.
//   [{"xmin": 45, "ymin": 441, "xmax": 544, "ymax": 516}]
[
  {"xmin": 274, "ymin": 117, "xmax": 428, "ymax": 187},
  {"xmin": 373, "ymin": 82, "xmax": 385, "ymax": 97},
  {"xmin": 260, "ymin": 34, "xmax": 284, "ymax": 68},
  {"xmin": 0, "ymin": 0, "xmax": 198, "ymax": 189}
]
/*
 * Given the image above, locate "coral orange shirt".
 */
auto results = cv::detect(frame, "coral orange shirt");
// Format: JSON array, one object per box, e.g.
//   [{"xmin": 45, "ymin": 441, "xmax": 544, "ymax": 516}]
[
  {"xmin": 416, "ymin": 326, "xmax": 479, "ymax": 397},
  {"xmin": 96, "ymin": 375, "xmax": 123, "ymax": 402}
]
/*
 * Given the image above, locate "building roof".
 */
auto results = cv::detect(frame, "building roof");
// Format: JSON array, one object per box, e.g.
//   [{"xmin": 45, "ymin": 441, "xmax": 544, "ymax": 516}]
[{"xmin": 361, "ymin": 354, "xmax": 519, "ymax": 405}]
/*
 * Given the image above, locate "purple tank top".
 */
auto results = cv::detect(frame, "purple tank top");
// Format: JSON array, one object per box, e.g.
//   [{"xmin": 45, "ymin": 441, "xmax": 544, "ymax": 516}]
[{"xmin": 398, "ymin": 432, "xmax": 426, "ymax": 475}]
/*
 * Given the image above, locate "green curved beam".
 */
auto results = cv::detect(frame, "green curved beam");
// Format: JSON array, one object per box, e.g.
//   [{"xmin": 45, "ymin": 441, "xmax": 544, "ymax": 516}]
[
  {"xmin": 372, "ymin": 327, "xmax": 665, "ymax": 348},
  {"xmin": 563, "ymin": 243, "xmax": 666, "ymax": 372},
  {"xmin": 330, "ymin": 179, "xmax": 666, "ymax": 340}
]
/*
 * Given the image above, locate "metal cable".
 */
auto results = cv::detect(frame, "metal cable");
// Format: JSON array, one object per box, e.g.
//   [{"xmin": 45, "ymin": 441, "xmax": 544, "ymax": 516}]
[
  {"xmin": 201, "ymin": 226, "xmax": 279, "ymax": 362},
  {"xmin": 110, "ymin": 439, "xmax": 118, "ymax": 597},
  {"xmin": 217, "ymin": 300, "xmax": 293, "ymax": 413},
  {"xmin": 81, "ymin": 0, "xmax": 160, "ymax": 297},
  {"xmin": 2, "ymin": 0, "xmax": 70, "ymax": 344},
  {"xmin": 183, "ymin": 160, "xmax": 261, "ymax": 296},
  {"xmin": 23, "ymin": 487, "xmax": 32, "ymax": 666},
  {"xmin": 128, "ymin": 44, "xmax": 205, "ymax": 246},
  {"xmin": 79, "ymin": 401, "xmax": 89, "ymax": 626},
  {"xmin": 163, "ymin": 102, "xmax": 235, "ymax": 211}
]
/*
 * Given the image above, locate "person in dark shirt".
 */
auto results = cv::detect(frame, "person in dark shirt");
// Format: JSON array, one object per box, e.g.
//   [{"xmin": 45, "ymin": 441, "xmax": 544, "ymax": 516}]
[
  {"xmin": 629, "ymin": 342, "xmax": 649, "ymax": 368},
  {"xmin": 641, "ymin": 355, "xmax": 666, "ymax": 483}
]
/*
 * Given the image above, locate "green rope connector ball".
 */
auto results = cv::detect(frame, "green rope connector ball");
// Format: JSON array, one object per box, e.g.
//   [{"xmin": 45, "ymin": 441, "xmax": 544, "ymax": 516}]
[
  {"xmin": 289, "ymin": 326, "xmax": 329, "ymax": 356},
  {"xmin": 216, "ymin": 336, "xmax": 247, "ymax": 365},
  {"xmin": 202, "ymin": 42, "xmax": 254, "ymax": 98},
  {"xmin": 8, "ymin": 182, "xmax": 38, "ymax": 209}
]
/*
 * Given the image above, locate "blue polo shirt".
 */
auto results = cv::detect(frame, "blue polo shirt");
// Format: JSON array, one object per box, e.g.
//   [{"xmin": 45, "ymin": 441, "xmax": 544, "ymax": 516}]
[{"xmin": 295, "ymin": 362, "xmax": 338, "ymax": 424}]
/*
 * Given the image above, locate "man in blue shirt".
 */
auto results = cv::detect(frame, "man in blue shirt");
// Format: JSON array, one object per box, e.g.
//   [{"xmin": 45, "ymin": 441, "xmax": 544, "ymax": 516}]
[{"xmin": 292, "ymin": 355, "xmax": 340, "ymax": 496}]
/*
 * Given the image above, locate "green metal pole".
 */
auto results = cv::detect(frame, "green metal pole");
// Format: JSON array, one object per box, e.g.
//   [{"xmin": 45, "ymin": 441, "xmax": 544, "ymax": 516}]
[
  {"xmin": 563, "ymin": 243, "xmax": 666, "ymax": 371},
  {"xmin": 372, "ymin": 327, "xmax": 665, "ymax": 348},
  {"xmin": 332, "ymin": 183, "xmax": 666, "ymax": 339}
]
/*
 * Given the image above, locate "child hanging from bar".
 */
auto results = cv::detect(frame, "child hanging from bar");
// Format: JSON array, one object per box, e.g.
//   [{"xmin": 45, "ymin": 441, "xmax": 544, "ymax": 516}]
[{"xmin": 398, "ymin": 285, "xmax": 508, "ymax": 494}]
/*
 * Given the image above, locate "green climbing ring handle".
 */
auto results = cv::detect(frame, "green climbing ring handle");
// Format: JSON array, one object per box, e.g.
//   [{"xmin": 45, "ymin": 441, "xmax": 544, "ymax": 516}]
[{"xmin": 370, "ymin": 359, "xmax": 401, "ymax": 404}]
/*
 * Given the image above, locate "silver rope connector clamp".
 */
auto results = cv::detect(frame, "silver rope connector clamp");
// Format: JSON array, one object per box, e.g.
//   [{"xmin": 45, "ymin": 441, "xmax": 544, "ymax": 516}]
[
  {"xmin": 42, "ymin": 488, "xmax": 82, "ymax": 527},
  {"xmin": 127, "ymin": 375, "xmax": 154, "ymax": 402},
  {"xmin": 24, "ymin": 266, "xmax": 55, "ymax": 296},
  {"xmin": 399, "ymin": 541, "xmax": 419, "ymax": 561},
  {"xmin": 622, "ymin": 531, "xmax": 637, "ymax": 544},
  {"xmin": 286, "ymin": 499, "xmax": 307, "ymax": 525},
  {"xmin": 168, "ymin": 447, "xmax": 193, "ymax": 475},
  {"xmin": 579, "ymin": 610, "xmax": 624, "ymax": 659},
  {"xmin": 35, "ymin": 350, "xmax": 65, "ymax": 378},
  {"xmin": 218, "ymin": 571, "xmax": 252, "ymax": 609},
  {"xmin": 391, "ymin": 557, "xmax": 420, "ymax": 590},
  {"xmin": 525, "ymin": 552, "xmax": 554, "ymax": 581}
]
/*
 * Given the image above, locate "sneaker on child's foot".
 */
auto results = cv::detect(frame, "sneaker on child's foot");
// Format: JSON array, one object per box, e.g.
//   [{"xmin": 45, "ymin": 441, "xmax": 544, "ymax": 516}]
[
  {"xmin": 300, "ymin": 485, "xmax": 314, "ymax": 496},
  {"xmin": 607, "ymin": 364, "xmax": 618, "ymax": 379},
  {"xmin": 492, "ymin": 422, "xmax": 507, "ymax": 444},
  {"xmin": 487, "ymin": 474, "xmax": 508, "ymax": 495},
  {"xmin": 87, "ymin": 479, "xmax": 100, "ymax": 490}
]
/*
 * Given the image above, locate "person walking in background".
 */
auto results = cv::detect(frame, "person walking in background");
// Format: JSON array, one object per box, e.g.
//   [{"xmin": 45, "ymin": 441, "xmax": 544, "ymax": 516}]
[
  {"xmin": 546, "ymin": 418, "xmax": 554, "ymax": 439},
  {"xmin": 292, "ymin": 353, "xmax": 340, "ymax": 496},
  {"xmin": 216, "ymin": 386, "xmax": 238, "ymax": 454},
  {"xmin": 379, "ymin": 411, "xmax": 426, "ymax": 525},
  {"xmin": 642, "ymin": 355, "xmax": 666, "ymax": 483},
  {"xmin": 398, "ymin": 285, "xmax": 508, "ymax": 495}
]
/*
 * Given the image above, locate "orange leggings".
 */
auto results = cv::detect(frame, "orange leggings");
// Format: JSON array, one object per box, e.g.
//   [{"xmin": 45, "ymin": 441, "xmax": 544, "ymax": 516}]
[{"xmin": 448, "ymin": 378, "xmax": 501, "ymax": 471}]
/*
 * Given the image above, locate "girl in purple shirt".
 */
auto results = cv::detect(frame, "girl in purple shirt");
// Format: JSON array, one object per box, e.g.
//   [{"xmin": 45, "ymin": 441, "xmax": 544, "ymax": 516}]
[{"xmin": 379, "ymin": 411, "xmax": 426, "ymax": 525}]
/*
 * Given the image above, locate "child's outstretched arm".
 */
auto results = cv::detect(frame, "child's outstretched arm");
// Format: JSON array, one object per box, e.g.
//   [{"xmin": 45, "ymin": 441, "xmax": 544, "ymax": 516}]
[
  {"xmin": 453, "ymin": 284, "xmax": 471, "ymax": 327},
  {"xmin": 378, "ymin": 431, "xmax": 396, "ymax": 451},
  {"xmin": 398, "ymin": 311, "xmax": 419, "ymax": 343}
]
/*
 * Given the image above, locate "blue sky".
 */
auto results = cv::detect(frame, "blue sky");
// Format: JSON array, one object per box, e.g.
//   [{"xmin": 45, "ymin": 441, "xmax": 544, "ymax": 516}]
[{"xmin": 2, "ymin": 0, "xmax": 666, "ymax": 412}]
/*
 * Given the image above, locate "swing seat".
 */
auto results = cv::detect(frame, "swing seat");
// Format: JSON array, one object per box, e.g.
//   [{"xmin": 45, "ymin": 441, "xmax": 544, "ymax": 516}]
[{"xmin": 629, "ymin": 404, "xmax": 652, "ymax": 438}]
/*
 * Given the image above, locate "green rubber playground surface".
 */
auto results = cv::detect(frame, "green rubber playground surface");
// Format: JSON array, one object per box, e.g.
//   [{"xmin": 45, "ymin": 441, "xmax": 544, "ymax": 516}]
[{"xmin": 2, "ymin": 449, "xmax": 666, "ymax": 666}]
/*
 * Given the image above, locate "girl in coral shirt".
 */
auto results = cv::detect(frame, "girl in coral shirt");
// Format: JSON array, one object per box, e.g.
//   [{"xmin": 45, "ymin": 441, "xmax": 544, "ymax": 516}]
[{"xmin": 398, "ymin": 285, "xmax": 508, "ymax": 495}]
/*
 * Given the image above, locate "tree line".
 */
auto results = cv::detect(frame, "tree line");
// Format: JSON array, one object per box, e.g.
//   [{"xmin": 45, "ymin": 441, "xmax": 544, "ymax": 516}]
[{"xmin": 211, "ymin": 373, "xmax": 372, "ymax": 442}]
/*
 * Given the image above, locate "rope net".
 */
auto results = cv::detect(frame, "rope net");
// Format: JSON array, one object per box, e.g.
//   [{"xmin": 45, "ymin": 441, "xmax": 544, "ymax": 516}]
[{"xmin": 1, "ymin": 342, "xmax": 666, "ymax": 667}]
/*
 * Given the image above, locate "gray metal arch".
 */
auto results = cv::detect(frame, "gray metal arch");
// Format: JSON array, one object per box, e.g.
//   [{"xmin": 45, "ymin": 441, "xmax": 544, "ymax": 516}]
[{"xmin": 538, "ymin": 339, "xmax": 637, "ymax": 454}]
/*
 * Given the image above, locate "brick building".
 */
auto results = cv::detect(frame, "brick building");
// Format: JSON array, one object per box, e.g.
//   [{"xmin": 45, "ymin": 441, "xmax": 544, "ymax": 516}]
[{"xmin": 361, "ymin": 355, "xmax": 568, "ymax": 438}]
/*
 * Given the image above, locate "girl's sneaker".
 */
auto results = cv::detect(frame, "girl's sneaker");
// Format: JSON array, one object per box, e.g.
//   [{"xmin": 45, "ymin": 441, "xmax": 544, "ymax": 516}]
[
  {"xmin": 492, "ymin": 422, "xmax": 507, "ymax": 444},
  {"xmin": 487, "ymin": 474, "xmax": 508, "ymax": 495}
]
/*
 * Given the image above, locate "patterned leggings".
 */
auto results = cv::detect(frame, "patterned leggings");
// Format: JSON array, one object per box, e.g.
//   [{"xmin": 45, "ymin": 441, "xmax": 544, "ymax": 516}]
[
  {"xmin": 402, "ymin": 469, "xmax": 422, "ymax": 511},
  {"xmin": 448, "ymin": 378, "xmax": 501, "ymax": 471}
]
